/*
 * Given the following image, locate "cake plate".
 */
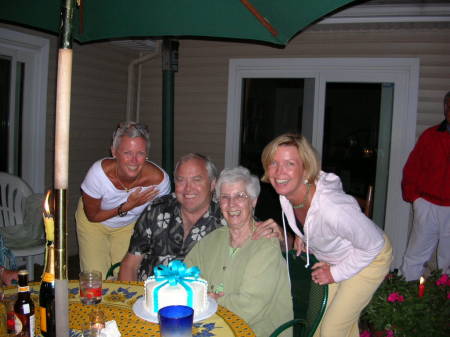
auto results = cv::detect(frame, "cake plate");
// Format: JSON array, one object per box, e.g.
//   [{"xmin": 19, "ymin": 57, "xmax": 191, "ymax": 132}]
[{"xmin": 132, "ymin": 296, "xmax": 218, "ymax": 323}]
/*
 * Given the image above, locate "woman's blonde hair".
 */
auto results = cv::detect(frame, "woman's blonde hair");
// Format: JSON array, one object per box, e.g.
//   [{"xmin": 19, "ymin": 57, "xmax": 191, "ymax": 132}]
[{"xmin": 261, "ymin": 133, "xmax": 321, "ymax": 183}]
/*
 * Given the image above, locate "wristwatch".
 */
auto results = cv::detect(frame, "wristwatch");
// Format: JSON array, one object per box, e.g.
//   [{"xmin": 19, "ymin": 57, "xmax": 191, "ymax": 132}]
[{"xmin": 117, "ymin": 203, "xmax": 128, "ymax": 217}]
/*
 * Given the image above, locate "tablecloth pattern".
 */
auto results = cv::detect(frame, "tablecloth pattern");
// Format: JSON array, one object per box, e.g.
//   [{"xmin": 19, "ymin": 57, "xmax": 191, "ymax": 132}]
[{"xmin": 5, "ymin": 281, "xmax": 256, "ymax": 337}]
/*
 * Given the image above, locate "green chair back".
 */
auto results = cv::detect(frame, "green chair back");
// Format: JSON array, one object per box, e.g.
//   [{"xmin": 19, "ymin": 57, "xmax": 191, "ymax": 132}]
[
  {"xmin": 106, "ymin": 261, "xmax": 121, "ymax": 279},
  {"xmin": 270, "ymin": 251, "xmax": 328, "ymax": 337}
]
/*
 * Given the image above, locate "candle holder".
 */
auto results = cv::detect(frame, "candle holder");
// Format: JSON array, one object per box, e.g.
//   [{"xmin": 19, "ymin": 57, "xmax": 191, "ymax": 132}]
[
  {"xmin": 82, "ymin": 308, "xmax": 105, "ymax": 337},
  {"xmin": 89, "ymin": 308, "xmax": 105, "ymax": 329}
]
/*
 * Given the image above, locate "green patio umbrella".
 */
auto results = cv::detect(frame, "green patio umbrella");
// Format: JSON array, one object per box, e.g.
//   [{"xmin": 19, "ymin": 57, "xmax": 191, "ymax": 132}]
[
  {"xmin": 1, "ymin": 0, "xmax": 357, "ymax": 175},
  {"xmin": 0, "ymin": 1, "xmax": 357, "ymax": 335},
  {"xmin": 2, "ymin": 0, "xmax": 355, "ymax": 45}
]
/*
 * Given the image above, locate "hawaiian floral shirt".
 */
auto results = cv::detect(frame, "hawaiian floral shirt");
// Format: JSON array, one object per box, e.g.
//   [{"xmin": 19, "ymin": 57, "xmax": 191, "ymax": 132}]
[{"xmin": 128, "ymin": 193, "xmax": 225, "ymax": 281}]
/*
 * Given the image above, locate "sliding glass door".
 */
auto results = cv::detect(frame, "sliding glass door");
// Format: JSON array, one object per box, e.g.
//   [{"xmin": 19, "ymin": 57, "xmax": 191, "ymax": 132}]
[{"xmin": 238, "ymin": 79, "xmax": 393, "ymax": 228}]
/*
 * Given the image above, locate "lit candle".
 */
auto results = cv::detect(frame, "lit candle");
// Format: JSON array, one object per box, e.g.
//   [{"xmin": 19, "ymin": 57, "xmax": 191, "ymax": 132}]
[
  {"xmin": 43, "ymin": 190, "xmax": 55, "ymax": 243},
  {"xmin": 418, "ymin": 276, "xmax": 425, "ymax": 297},
  {"xmin": 91, "ymin": 322, "xmax": 105, "ymax": 330}
]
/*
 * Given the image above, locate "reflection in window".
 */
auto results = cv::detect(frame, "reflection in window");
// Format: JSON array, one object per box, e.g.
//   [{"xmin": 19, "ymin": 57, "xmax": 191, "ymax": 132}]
[
  {"xmin": 240, "ymin": 78, "xmax": 304, "ymax": 225},
  {"xmin": 322, "ymin": 83, "xmax": 381, "ymax": 199}
]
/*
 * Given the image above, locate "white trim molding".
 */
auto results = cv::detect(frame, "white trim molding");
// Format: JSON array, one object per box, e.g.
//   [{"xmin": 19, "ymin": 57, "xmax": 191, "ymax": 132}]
[
  {"xmin": 321, "ymin": 2, "xmax": 450, "ymax": 24},
  {"xmin": 0, "ymin": 27, "xmax": 49, "ymax": 193}
]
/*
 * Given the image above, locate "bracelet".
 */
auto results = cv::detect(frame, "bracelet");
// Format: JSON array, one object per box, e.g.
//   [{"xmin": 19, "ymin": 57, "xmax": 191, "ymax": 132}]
[{"xmin": 117, "ymin": 202, "xmax": 128, "ymax": 217}]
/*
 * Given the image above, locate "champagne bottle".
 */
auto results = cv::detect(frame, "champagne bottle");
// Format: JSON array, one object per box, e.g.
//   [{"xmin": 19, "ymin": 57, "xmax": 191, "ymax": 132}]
[
  {"xmin": 39, "ymin": 244, "xmax": 55, "ymax": 337},
  {"xmin": 14, "ymin": 270, "xmax": 35, "ymax": 337}
]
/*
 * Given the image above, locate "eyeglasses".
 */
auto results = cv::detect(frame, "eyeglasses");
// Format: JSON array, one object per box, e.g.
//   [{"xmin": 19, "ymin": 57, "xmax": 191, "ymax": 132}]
[{"xmin": 219, "ymin": 192, "xmax": 249, "ymax": 204}]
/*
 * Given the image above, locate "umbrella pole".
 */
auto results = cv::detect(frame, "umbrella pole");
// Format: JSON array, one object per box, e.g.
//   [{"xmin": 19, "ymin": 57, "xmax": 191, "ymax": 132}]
[
  {"xmin": 162, "ymin": 69, "xmax": 174, "ymax": 176},
  {"xmin": 162, "ymin": 39, "xmax": 179, "ymax": 178},
  {"xmin": 54, "ymin": 0, "xmax": 74, "ymax": 336}
]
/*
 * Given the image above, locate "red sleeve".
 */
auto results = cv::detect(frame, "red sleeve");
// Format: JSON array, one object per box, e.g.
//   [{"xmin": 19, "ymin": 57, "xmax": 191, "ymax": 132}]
[{"xmin": 401, "ymin": 131, "xmax": 429, "ymax": 203}]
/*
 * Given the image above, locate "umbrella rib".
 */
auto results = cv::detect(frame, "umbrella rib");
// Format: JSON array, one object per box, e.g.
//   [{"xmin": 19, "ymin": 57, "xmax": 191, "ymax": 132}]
[{"xmin": 240, "ymin": 0, "xmax": 279, "ymax": 37}]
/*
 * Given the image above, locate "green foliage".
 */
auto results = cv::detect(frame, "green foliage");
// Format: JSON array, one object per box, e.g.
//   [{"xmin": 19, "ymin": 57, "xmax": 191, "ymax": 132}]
[{"xmin": 361, "ymin": 270, "xmax": 450, "ymax": 337}]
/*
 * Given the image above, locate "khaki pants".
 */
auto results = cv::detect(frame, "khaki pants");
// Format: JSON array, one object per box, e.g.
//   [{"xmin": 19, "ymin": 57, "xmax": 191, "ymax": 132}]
[
  {"xmin": 314, "ymin": 235, "xmax": 393, "ymax": 337},
  {"xmin": 75, "ymin": 198, "xmax": 135, "ymax": 279}
]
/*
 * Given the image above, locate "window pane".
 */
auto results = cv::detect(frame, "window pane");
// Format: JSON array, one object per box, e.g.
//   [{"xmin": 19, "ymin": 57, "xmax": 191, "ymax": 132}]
[
  {"xmin": 322, "ymin": 83, "xmax": 382, "ymax": 198},
  {"xmin": 0, "ymin": 56, "xmax": 11, "ymax": 172},
  {"xmin": 15, "ymin": 61, "xmax": 25, "ymax": 176},
  {"xmin": 240, "ymin": 78, "xmax": 304, "ymax": 225},
  {"xmin": 240, "ymin": 78, "xmax": 304, "ymax": 176}
]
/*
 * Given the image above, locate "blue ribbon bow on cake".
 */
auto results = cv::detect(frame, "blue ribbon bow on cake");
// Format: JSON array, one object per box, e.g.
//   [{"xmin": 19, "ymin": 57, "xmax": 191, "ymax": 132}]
[{"xmin": 152, "ymin": 260, "xmax": 201, "ymax": 311}]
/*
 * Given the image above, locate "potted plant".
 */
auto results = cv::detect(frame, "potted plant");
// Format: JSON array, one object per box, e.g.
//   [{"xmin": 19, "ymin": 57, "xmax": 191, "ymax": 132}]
[{"xmin": 360, "ymin": 270, "xmax": 450, "ymax": 337}]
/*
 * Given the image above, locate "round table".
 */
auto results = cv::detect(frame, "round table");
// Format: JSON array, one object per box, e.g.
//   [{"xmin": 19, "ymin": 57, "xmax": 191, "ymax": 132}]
[{"xmin": 5, "ymin": 280, "xmax": 256, "ymax": 337}]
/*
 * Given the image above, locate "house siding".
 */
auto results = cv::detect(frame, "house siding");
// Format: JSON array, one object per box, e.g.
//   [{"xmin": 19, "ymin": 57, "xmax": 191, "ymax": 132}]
[
  {"xmin": 66, "ymin": 43, "xmax": 137, "ymax": 255},
  {"xmin": 137, "ymin": 25, "xmax": 450, "ymax": 172},
  {"xmin": 2, "ymin": 22, "xmax": 449, "ymax": 257},
  {"xmin": 0, "ymin": 23, "xmax": 138, "ymax": 255}
]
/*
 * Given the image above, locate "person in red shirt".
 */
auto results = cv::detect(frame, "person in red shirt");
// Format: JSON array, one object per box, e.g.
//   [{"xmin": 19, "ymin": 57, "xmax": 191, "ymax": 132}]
[{"xmin": 401, "ymin": 91, "xmax": 450, "ymax": 281}]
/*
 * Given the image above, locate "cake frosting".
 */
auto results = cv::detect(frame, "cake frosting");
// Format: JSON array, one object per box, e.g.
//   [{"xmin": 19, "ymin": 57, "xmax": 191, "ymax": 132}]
[{"xmin": 144, "ymin": 261, "xmax": 208, "ymax": 314}]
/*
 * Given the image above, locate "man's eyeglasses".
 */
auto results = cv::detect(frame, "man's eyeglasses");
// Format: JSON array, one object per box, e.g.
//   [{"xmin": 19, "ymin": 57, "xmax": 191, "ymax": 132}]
[{"xmin": 219, "ymin": 192, "xmax": 249, "ymax": 204}]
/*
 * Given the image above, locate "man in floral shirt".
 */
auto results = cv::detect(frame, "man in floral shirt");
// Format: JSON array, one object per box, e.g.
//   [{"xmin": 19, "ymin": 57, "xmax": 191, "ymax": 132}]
[
  {"xmin": 119, "ymin": 153, "xmax": 225, "ymax": 281},
  {"xmin": 119, "ymin": 153, "xmax": 286, "ymax": 281}
]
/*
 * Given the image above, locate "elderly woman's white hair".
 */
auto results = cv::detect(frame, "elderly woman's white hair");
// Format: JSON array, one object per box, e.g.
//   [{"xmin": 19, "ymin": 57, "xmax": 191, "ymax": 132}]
[
  {"xmin": 112, "ymin": 121, "xmax": 151, "ymax": 153},
  {"xmin": 215, "ymin": 166, "xmax": 261, "ymax": 200}
]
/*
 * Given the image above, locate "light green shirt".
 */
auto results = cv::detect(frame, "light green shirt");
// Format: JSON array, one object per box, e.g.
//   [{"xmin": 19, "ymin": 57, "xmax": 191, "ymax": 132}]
[{"xmin": 185, "ymin": 226, "xmax": 293, "ymax": 337}]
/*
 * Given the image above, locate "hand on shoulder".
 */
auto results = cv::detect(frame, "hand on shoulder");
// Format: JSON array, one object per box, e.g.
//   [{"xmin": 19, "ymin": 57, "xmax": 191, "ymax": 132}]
[{"xmin": 252, "ymin": 219, "xmax": 283, "ymax": 242}]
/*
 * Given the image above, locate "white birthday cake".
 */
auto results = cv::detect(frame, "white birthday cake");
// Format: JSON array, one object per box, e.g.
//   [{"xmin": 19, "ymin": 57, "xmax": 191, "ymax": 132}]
[{"xmin": 144, "ymin": 261, "xmax": 208, "ymax": 314}]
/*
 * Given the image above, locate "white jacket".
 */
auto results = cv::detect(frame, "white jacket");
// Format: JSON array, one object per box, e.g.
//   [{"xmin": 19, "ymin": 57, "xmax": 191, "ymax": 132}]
[{"xmin": 281, "ymin": 171, "xmax": 385, "ymax": 282}]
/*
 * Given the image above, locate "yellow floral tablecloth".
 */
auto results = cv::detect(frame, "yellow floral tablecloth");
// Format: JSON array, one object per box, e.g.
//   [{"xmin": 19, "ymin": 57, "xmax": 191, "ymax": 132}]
[{"xmin": 5, "ymin": 280, "xmax": 255, "ymax": 337}]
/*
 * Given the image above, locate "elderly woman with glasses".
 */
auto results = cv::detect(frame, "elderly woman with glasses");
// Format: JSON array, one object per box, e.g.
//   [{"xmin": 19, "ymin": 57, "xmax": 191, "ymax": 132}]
[
  {"xmin": 75, "ymin": 121, "xmax": 170, "ymax": 278},
  {"xmin": 185, "ymin": 166, "xmax": 293, "ymax": 337}
]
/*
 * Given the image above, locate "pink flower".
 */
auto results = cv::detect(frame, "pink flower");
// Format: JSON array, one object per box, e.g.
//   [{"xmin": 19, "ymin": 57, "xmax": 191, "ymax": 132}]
[
  {"xmin": 387, "ymin": 292, "xmax": 405, "ymax": 303},
  {"xmin": 436, "ymin": 274, "xmax": 449, "ymax": 286},
  {"xmin": 360, "ymin": 330, "xmax": 372, "ymax": 337},
  {"xmin": 386, "ymin": 330, "xmax": 395, "ymax": 337}
]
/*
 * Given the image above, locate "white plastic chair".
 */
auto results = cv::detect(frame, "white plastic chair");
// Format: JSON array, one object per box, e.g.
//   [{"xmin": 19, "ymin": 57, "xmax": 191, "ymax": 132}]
[{"xmin": 0, "ymin": 172, "xmax": 45, "ymax": 280}]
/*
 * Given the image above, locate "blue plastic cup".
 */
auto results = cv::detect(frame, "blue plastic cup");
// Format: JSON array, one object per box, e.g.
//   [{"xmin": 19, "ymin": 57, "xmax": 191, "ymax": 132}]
[{"xmin": 158, "ymin": 305, "xmax": 194, "ymax": 337}]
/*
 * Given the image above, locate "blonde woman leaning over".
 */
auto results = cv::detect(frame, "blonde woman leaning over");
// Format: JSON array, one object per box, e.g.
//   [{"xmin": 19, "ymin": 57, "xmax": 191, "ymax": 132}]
[
  {"xmin": 75, "ymin": 122, "xmax": 170, "ymax": 278},
  {"xmin": 261, "ymin": 133, "xmax": 392, "ymax": 337}
]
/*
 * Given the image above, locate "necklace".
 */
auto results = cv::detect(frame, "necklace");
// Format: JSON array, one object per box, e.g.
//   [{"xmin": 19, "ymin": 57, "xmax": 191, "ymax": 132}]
[
  {"xmin": 229, "ymin": 219, "xmax": 256, "ymax": 252},
  {"xmin": 115, "ymin": 165, "xmax": 139, "ymax": 192},
  {"xmin": 293, "ymin": 183, "xmax": 311, "ymax": 209}
]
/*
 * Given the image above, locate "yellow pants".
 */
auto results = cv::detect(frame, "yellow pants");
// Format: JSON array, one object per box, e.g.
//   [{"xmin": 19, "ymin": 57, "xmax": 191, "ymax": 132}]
[
  {"xmin": 75, "ymin": 198, "xmax": 135, "ymax": 279},
  {"xmin": 314, "ymin": 235, "xmax": 393, "ymax": 337}
]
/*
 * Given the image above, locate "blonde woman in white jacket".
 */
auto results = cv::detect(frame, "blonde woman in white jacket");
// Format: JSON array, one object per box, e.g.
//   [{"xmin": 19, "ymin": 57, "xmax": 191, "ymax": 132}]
[{"xmin": 261, "ymin": 133, "xmax": 393, "ymax": 337}]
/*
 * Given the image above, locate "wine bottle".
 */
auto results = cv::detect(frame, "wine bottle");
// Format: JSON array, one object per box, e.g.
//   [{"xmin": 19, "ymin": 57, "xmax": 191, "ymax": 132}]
[
  {"xmin": 14, "ymin": 270, "xmax": 35, "ymax": 337},
  {"xmin": 39, "ymin": 244, "xmax": 55, "ymax": 337}
]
